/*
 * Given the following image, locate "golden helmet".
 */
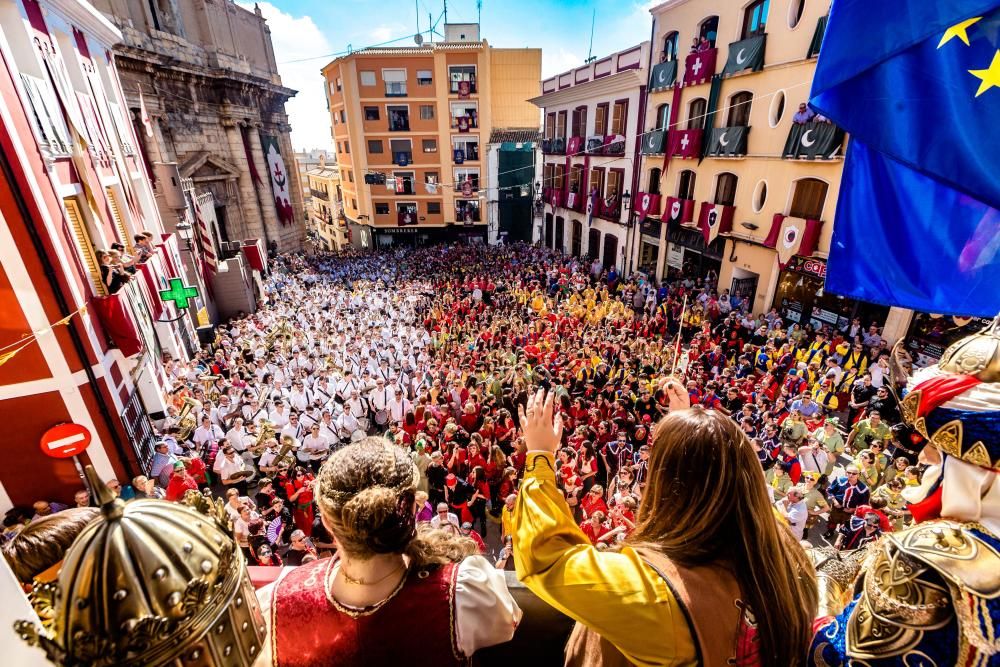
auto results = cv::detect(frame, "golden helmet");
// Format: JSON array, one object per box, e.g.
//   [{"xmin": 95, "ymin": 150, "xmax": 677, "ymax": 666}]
[{"xmin": 16, "ymin": 468, "xmax": 265, "ymax": 666}]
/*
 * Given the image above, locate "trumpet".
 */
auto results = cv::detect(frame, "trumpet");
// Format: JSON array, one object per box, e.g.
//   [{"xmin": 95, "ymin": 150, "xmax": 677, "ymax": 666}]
[{"xmin": 175, "ymin": 397, "xmax": 203, "ymax": 442}]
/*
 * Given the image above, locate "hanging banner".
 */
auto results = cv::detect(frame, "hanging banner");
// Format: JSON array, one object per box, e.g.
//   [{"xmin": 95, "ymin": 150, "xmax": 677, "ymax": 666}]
[{"xmin": 260, "ymin": 134, "xmax": 294, "ymax": 225}]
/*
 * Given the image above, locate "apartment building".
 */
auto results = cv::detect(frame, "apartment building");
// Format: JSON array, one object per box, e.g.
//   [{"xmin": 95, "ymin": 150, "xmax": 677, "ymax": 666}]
[
  {"xmin": 322, "ymin": 25, "xmax": 540, "ymax": 247},
  {"xmin": 635, "ymin": 0, "xmax": 913, "ymax": 335},
  {"xmin": 532, "ymin": 43, "xmax": 651, "ymax": 272},
  {"xmin": 305, "ymin": 157, "xmax": 346, "ymax": 251}
]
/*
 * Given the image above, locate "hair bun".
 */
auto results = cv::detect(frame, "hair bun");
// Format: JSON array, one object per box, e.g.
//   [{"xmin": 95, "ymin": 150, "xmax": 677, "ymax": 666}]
[{"xmin": 340, "ymin": 486, "xmax": 417, "ymax": 555}]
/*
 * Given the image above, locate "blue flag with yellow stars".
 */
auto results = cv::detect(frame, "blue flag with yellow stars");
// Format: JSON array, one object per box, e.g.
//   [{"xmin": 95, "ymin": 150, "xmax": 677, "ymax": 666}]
[{"xmin": 810, "ymin": 1, "xmax": 1000, "ymax": 317}]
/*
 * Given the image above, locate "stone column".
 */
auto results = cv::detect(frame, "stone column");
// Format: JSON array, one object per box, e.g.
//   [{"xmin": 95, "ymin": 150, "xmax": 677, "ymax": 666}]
[
  {"xmin": 881, "ymin": 307, "xmax": 914, "ymax": 345},
  {"xmin": 222, "ymin": 118, "xmax": 266, "ymax": 244},
  {"xmin": 248, "ymin": 122, "xmax": 283, "ymax": 247}
]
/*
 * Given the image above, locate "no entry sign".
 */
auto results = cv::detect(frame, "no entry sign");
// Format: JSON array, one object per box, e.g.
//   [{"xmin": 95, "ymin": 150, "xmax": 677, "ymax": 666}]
[{"xmin": 40, "ymin": 423, "xmax": 92, "ymax": 458}]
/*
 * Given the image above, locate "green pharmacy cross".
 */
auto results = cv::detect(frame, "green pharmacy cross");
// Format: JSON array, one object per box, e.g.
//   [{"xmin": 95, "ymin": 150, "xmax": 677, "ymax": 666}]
[{"xmin": 159, "ymin": 278, "xmax": 200, "ymax": 310}]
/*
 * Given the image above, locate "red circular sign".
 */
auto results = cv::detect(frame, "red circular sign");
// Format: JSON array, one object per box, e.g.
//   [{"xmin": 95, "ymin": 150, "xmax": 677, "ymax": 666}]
[{"xmin": 40, "ymin": 423, "xmax": 92, "ymax": 458}]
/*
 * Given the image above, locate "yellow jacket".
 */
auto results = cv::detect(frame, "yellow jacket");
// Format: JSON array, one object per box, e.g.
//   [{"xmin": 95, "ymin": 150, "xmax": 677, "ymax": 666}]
[{"xmin": 513, "ymin": 452, "xmax": 695, "ymax": 666}]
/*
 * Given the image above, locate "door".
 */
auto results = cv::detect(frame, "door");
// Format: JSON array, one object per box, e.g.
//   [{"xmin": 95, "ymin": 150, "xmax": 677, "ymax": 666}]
[
  {"xmin": 555, "ymin": 217, "xmax": 565, "ymax": 252},
  {"xmin": 544, "ymin": 213, "xmax": 554, "ymax": 248},
  {"xmin": 731, "ymin": 275, "xmax": 759, "ymax": 308},
  {"xmin": 572, "ymin": 221, "xmax": 583, "ymax": 257},
  {"xmin": 588, "ymin": 228, "xmax": 602, "ymax": 260},
  {"xmin": 603, "ymin": 234, "xmax": 619, "ymax": 269}
]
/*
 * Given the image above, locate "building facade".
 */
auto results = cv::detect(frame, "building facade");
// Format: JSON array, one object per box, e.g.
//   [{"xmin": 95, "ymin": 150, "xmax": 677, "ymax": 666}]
[
  {"xmin": 486, "ymin": 127, "xmax": 540, "ymax": 245},
  {"xmin": 637, "ymin": 0, "xmax": 904, "ymax": 332},
  {"xmin": 305, "ymin": 157, "xmax": 345, "ymax": 251},
  {"xmin": 294, "ymin": 147, "xmax": 330, "ymax": 213},
  {"xmin": 533, "ymin": 43, "xmax": 651, "ymax": 272},
  {"xmin": 89, "ymin": 0, "xmax": 306, "ymax": 254},
  {"xmin": 322, "ymin": 26, "xmax": 540, "ymax": 247},
  {"xmin": 0, "ymin": 0, "xmax": 197, "ymax": 510}
]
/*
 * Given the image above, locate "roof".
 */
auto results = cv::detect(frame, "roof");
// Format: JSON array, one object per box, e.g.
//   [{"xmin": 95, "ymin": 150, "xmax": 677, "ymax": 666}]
[
  {"xmin": 324, "ymin": 41, "xmax": 486, "ymax": 67},
  {"xmin": 306, "ymin": 167, "xmax": 339, "ymax": 178},
  {"xmin": 489, "ymin": 127, "xmax": 541, "ymax": 144}
]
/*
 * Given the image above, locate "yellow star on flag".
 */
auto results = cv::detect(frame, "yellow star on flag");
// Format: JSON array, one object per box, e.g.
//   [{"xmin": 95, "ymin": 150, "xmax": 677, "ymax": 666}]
[
  {"xmin": 937, "ymin": 16, "xmax": 982, "ymax": 48},
  {"xmin": 969, "ymin": 50, "xmax": 1000, "ymax": 97}
]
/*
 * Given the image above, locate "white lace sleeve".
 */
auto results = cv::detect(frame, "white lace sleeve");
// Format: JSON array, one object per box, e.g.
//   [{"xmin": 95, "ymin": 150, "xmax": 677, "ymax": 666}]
[{"xmin": 454, "ymin": 555, "xmax": 522, "ymax": 657}]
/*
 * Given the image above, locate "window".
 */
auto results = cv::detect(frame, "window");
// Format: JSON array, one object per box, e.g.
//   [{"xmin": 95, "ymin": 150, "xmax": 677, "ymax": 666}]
[
  {"xmin": 662, "ymin": 31, "xmax": 679, "ymax": 62},
  {"xmin": 345, "ymin": 141, "xmax": 350, "ymax": 154},
  {"xmin": 727, "ymin": 91, "xmax": 753, "ymax": 126},
  {"xmin": 610, "ymin": 101, "xmax": 627, "ymax": 135},
  {"xmin": 397, "ymin": 202, "xmax": 417, "ymax": 221},
  {"xmin": 387, "ymin": 105, "xmax": 410, "ymax": 131},
  {"xmin": 330, "ymin": 81, "xmax": 337, "ymax": 94},
  {"xmin": 656, "ymin": 104, "xmax": 670, "ymax": 130},
  {"xmin": 64, "ymin": 197, "xmax": 103, "ymax": 295},
  {"xmin": 420, "ymin": 104, "xmax": 435, "ymax": 120},
  {"xmin": 390, "ymin": 139, "xmax": 412, "ymax": 164},
  {"xmin": 789, "ymin": 178, "xmax": 829, "ymax": 219},
  {"xmin": 425, "ymin": 172, "xmax": 439, "ymax": 185},
  {"xmin": 553, "ymin": 164, "xmax": 566, "ymax": 190},
  {"xmin": 339, "ymin": 110, "xmax": 346, "ymax": 123},
  {"xmin": 769, "ymin": 89, "xmax": 785, "ymax": 127},
  {"xmin": 742, "ymin": 0, "xmax": 770, "ymax": 39},
  {"xmin": 556, "ymin": 111, "xmax": 567, "ymax": 138},
  {"xmin": 392, "ymin": 171, "xmax": 415, "ymax": 194},
  {"xmin": 545, "ymin": 113, "xmax": 556, "ymax": 139},
  {"xmin": 714, "ymin": 172, "xmax": 738, "ymax": 206},
  {"xmin": 453, "ymin": 137, "xmax": 479, "ymax": 161},
  {"xmin": 450, "ymin": 102, "xmax": 479, "ymax": 128},
  {"xmin": 454, "ymin": 168, "xmax": 480, "ymax": 191},
  {"xmin": 335, "ymin": 77, "xmax": 343, "ymax": 92},
  {"xmin": 375, "ymin": 202, "xmax": 390, "ymax": 215},
  {"xmin": 368, "ymin": 139, "xmax": 384, "ymax": 153},
  {"xmin": 351, "ymin": 197, "xmax": 357, "ymax": 209},
  {"xmin": 364, "ymin": 106, "xmax": 380, "ymax": 121},
  {"xmin": 569, "ymin": 164, "xmax": 584, "ymax": 196},
  {"xmin": 383, "ymin": 68, "xmax": 407, "ymax": 96},
  {"xmin": 677, "ymin": 170, "xmax": 696, "ymax": 199},
  {"xmin": 699, "ymin": 16, "xmax": 719, "ymax": 47},
  {"xmin": 687, "ymin": 98, "xmax": 707, "ymax": 130},
  {"xmin": 788, "ymin": 0, "xmax": 805, "ymax": 29},
  {"xmin": 348, "ymin": 170, "xmax": 354, "ymax": 183},
  {"xmin": 594, "ymin": 103, "xmax": 609, "ymax": 135},
  {"xmin": 336, "ymin": 142, "xmax": 341, "ymax": 153},
  {"xmin": 427, "ymin": 201, "xmax": 441, "ymax": 214},
  {"xmin": 606, "ymin": 170, "xmax": 624, "ymax": 199},
  {"xmin": 449, "ymin": 65, "xmax": 477, "ymax": 94},
  {"xmin": 417, "ymin": 69, "xmax": 433, "ymax": 85},
  {"xmin": 360, "ymin": 70, "xmax": 376, "ymax": 86},
  {"xmin": 571, "ymin": 106, "xmax": 588, "ymax": 137},
  {"xmin": 647, "ymin": 168, "xmax": 662, "ymax": 195},
  {"xmin": 752, "ymin": 179, "xmax": 768, "ymax": 212},
  {"xmin": 422, "ymin": 139, "xmax": 437, "ymax": 153},
  {"xmin": 589, "ymin": 168, "xmax": 604, "ymax": 199}
]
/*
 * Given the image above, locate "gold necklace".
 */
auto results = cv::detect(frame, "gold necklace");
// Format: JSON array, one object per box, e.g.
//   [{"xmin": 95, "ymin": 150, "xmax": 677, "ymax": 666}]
[{"xmin": 339, "ymin": 561, "xmax": 406, "ymax": 586}]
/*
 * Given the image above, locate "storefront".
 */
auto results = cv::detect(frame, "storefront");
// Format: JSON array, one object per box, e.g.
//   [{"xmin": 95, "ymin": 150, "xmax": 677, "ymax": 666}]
[
  {"xmin": 904, "ymin": 313, "xmax": 993, "ymax": 368},
  {"xmin": 666, "ymin": 224, "xmax": 723, "ymax": 282},
  {"xmin": 773, "ymin": 256, "xmax": 889, "ymax": 331},
  {"xmin": 638, "ymin": 218, "xmax": 662, "ymax": 276}
]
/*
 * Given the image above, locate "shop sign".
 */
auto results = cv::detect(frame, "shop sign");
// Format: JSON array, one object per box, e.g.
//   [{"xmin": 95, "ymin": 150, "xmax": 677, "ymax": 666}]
[{"xmin": 786, "ymin": 255, "xmax": 827, "ymax": 279}]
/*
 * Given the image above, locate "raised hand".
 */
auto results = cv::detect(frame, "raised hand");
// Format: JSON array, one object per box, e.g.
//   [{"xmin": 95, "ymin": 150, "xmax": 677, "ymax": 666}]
[
  {"xmin": 658, "ymin": 378, "xmax": 691, "ymax": 412},
  {"xmin": 517, "ymin": 388, "xmax": 564, "ymax": 454}
]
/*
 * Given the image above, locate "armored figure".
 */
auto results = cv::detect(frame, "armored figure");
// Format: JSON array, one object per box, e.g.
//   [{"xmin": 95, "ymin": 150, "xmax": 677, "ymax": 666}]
[
  {"xmin": 15, "ymin": 470, "xmax": 265, "ymax": 667},
  {"xmin": 810, "ymin": 318, "xmax": 1000, "ymax": 666}
]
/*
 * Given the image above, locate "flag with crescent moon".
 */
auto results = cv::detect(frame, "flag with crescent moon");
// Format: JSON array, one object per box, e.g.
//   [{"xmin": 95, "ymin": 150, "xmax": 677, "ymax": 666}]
[
  {"xmin": 648, "ymin": 60, "xmax": 678, "ymax": 92},
  {"xmin": 697, "ymin": 202, "xmax": 734, "ymax": 245},
  {"xmin": 261, "ymin": 134, "xmax": 294, "ymax": 225},
  {"xmin": 764, "ymin": 214, "xmax": 823, "ymax": 268},
  {"xmin": 722, "ymin": 34, "xmax": 766, "ymax": 75},
  {"xmin": 782, "ymin": 122, "xmax": 844, "ymax": 159},
  {"xmin": 705, "ymin": 125, "xmax": 748, "ymax": 157}
]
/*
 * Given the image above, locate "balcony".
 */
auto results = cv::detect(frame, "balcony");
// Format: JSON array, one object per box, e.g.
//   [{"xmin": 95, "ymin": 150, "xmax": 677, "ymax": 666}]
[
  {"xmin": 452, "ymin": 116, "xmax": 478, "ymax": 132},
  {"xmin": 704, "ymin": 126, "xmax": 749, "ymax": 157},
  {"xmin": 648, "ymin": 60, "xmax": 677, "ymax": 92},
  {"xmin": 783, "ymin": 121, "xmax": 844, "ymax": 159},
  {"xmin": 392, "ymin": 179, "xmax": 415, "ymax": 195},
  {"xmin": 450, "ymin": 80, "xmax": 477, "ymax": 96},
  {"xmin": 456, "ymin": 204, "xmax": 482, "ymax": 223},
  {"xmin": 385, "ymin": 82, "xmax": 407, "ymax": 97},
  {"xmin": 388, "ymin": 121, "xmax": 410, "ymax": 132},
  {"xmin": 585, "ymin": 135, "xmax": 605, "ymax": 155},
  {"xmin": 598, "ymin": 195, "xmax": 622, "ymax": 220},
  {"xmin": 722, "ymin": 34, "xmax": 766, "ymax": 76},
  {"xmin": 696, "ymin": 201, "xmax": 735, "ymax": 241},
  {"xmin": 664, "ymin": 196, "xmax": 696, "ymax": 225},
  {"xmin": 634, "ymin": 192, "xmax": 662, "ymax": 221},
  {"xmin": 603, "ymin": 134, "xmax": 626, "ymax": 156},
  {"xmin": 545, "ymin": 187, "xmax": 563, "ymax": 208},
  {"xmin": 683, "ymin": 48, "xmax": 717, "ymax": 86},
  {"xmin": 454, "ymin": 146, "xmax": 479, "ymax": 163},
  {"xmin": 764, "ymin": 214, "xmax": 825, "ymax": 266},
  {"xmin": 309, "ymin": 188, "xmax": 330, "ymax": 201},
  {"xmin": 542, "ymin": 137, "xmax": 566, "ymax": 155},
  {"xmin": 640, "ymin": 129, "xmax": 667, "ymax": 155},
  {"xmin": 566, "ymin": 136, "xmax": 584, "ymax": 156},
  {"xmin": 397, "ymin": 207, "xmax": 418, "ymax": 225},
  {"xmin": 667, "ymin": 128, "xmax": 703, "ymax": 159},
  {"xmin": 565, "ymin": 190, "xmax": 586, "ymax": 213},
  {"xmin": 393, "ymin": 151, "xmax": 413, "ymax": 166}
]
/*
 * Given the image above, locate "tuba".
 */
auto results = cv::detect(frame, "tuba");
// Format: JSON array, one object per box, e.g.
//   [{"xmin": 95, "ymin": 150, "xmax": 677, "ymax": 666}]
[
  {"xmin": 274, "ymin": 434, "xmax": 300, "ymax": 469},
  {"xmin": 250, "ymin": 421, "xmax": 276, "ymax": 455},
  {"xmin": 175, "ymin": 397, "xmax": 202, "ymax": 442}
]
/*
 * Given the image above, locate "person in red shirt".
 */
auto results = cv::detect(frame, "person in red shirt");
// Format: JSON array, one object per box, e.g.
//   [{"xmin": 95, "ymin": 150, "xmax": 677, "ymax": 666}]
[
  {"xmin": 580, "ymin": 485, "xmax": 608, "ymax": 520},
  {"xmin": 580, "ymin": 511, "xmax": 611, "ymax": 546},
  {"xmin": 459, "ymin": 401, "xmax": 481, "ymax": 433},
  {"xmin": 284, "ymin": 466, "xmax": 315, "ymax": 536},
  {"xmin": 852, "ymin": 498, "xmax": 893, "ymax": 533},
  {"xmin": 184, "ymin": 455, "xmax": 208, "ymax": 487},
  {"xmin": 459, "ymin": 521, "xmax": 487, "ymax": 554},
  {"xmin": 164, "ymin": 460, "xmax": 198, "ymax": 501}
]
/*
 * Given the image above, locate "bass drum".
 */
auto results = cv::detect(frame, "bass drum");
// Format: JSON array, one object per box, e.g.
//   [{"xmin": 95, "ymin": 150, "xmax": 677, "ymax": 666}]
[{"xmin": 239, "ymin": 451, "xmax": 259, "ymax": 484}]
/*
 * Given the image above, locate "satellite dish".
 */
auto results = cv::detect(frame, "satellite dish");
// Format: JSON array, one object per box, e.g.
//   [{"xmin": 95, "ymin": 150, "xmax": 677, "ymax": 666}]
[{"xmin": 414, "ymin": 33, "xmax": 424, "ymax": 45}]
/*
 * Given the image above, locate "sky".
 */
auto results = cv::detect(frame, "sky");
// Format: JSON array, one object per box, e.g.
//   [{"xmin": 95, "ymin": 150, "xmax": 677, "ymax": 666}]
[{"xmin": 237, "ymin": 0, "xmax": 657, "ymax": 151}]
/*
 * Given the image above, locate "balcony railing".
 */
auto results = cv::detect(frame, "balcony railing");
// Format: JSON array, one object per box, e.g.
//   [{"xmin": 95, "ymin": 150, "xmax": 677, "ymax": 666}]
[
  {"xmin": 542, "ymin": 137, "xmax": 566, "ymax": 155},
  {"xmin": 450, "ymin": 80, "xmax": 477, "ymax": 95},
  {"xmin": 585, "ymin": 135, "xmax": 604, "ymax": 155},
  {"xmin": 393, "ymin": 151, "xmax": 413, "ymax": 166},
  {"xmin": 309, "ymin": 188, "xmax": 329, "ymax": 201},
  {"xmin": 385, "ymin": 83, "xmax": 407, "ymax": 97},
  {"xmin": 388, "ymin": 121, "xmax": 410, "ymax": 132},
  {"xmin": 648, "ymin": 60, "xmax": 678, "ymax": 92},
  {"xmin": 640, "ymin": 129, "xmax": 667, "ymax": 155}
]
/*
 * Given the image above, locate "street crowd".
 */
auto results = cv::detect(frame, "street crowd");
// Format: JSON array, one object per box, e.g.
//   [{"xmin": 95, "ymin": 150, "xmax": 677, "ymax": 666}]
[{"xmin": 6, "ymin": 242, "xmax": 914, "ymax": 568}]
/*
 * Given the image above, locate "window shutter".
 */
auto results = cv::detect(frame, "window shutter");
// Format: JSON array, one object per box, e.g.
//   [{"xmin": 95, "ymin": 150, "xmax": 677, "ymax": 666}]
[
  {"xmin": 105, "ymin": 187, "xmax": 133, "ymax": 252},
  {"xmin": 64, "ymin": 198, "xmax": 105, "ymax": 296}
]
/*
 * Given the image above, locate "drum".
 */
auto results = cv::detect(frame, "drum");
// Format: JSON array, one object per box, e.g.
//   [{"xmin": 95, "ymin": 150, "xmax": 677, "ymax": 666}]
[{"xmin": 374, "ymin": 409, "xmax": 390, "ymax": 427}]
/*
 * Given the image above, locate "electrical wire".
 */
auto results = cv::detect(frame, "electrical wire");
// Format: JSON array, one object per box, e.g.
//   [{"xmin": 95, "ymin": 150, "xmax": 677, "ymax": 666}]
[{"xmin": 354, "ymin": 79, "xmax": 812, "ymax": 196}]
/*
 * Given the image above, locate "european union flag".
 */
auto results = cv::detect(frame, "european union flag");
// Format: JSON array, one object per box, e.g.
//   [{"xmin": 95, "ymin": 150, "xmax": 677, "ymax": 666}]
[{"xmin": 810, "ymin": 1, "xmax": 1000, "ymax": 317}]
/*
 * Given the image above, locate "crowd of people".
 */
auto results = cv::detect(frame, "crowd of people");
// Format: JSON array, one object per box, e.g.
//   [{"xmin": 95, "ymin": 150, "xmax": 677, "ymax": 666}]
[{"xmin": 6, "ymin": 242, "xmax": 914, "ymax": 568}]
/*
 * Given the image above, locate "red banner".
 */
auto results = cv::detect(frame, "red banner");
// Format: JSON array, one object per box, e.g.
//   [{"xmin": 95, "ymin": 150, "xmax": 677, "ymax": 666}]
[
  {"xmin": 683, "ymin": 48, "xmax": 717, "ymax": 86},
  {"xmin": 664, "ymin": 197, "xmax": 695, "ymax": 226},
  {"xmin": 764, "ymin": 214, "xmax": 823, "ymax": 267},
  {"xmin": 634, "ymin": 192, "xmax": 662, "ymax": 222},
  {"xmin": 697, "ymin": 202, "xmax": 734, "ymax": 245},
  {"xmin": 398, "ymin": 208, "xmax": 417, "ymax": 226},
  {"xmin": 566, "ymin": 136, "xmax": 583, "ymax": 156},
  {"xmin": 668, "ymin": 129, "xmax": 703, "ymax": 159},
  {"xmin": 92, "ymin": 293, "xmax": 142, "ymax": 357}
]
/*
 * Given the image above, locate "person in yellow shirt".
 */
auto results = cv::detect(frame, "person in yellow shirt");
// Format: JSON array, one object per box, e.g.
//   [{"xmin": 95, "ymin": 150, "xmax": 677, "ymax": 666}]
[{"xmin": 513, "ymin": 387, "xmax": 818, "ymax": 667}]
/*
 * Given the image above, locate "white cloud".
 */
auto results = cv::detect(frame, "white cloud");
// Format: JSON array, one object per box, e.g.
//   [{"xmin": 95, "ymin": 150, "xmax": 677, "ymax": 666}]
[
  {"xmin": 542, "ymin": 47, "xmax": 583, "ymax": 78},
  {"xmin": 238, "ymin": 1, "xmax": 334, "ymax": 151},
  {"xmin": 370, "ymin": 23, "xmax": 408, "ymax": 42}
]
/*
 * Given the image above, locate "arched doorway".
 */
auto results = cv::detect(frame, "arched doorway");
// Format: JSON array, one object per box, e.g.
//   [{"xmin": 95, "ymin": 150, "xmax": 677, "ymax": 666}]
[
  {"xmin": 603, "ymin": 234, "xmax": 619, "ymax": 270},
  {"xmin": 588, "ymin": 228, "xmax": 601, "ymax": 261},
  {"xmin": 571, "ymin": 220, "xmax": 583, "ymax": 257},
  {"xmin": 555, "ymin": 216, "xmax": 565, "ymax": 252},
  {"xmin": 544, "ymin": 213, "xmax": 554, "ymax": 248}
]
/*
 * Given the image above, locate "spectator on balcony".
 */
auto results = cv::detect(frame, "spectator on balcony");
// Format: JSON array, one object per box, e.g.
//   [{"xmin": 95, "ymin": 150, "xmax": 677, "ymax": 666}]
[
  {"xmin": 689, "ymin": 37, "xmax": 700, "ymax": 53},
  {"xmin": 793, "ymin": 103, "xmax": 816, "ymax": 125},
  {"xmin": 697, "ymin": 36, "xmax": 713, "ymax": 52},
  {"xmin": 96, "ymin": 249, "xmax": 130, "ymax": 294},
  {"xmin": 110, "ymin": 243, "xmax": 138, "ymax": 274},
  {"xmin": 134, "ymin": 233, "xmax": 155, "ymax": 261}
]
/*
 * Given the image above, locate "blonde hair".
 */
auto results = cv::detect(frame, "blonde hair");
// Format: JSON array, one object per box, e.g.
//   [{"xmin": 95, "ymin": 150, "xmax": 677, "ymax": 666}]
[
  {"xmin": 630, "ymin": 407, "xmax": 818, "ymax": 667},
  {"xmin": 316, "ymin": 437, "xmax": 475, "ymax": 566}
]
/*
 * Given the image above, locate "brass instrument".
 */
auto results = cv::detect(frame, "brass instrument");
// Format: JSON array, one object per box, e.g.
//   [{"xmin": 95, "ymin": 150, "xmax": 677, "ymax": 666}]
[
  {"xmin": 175, "ymin": 397, "xmax": 202, "ymax": 442},
  {"xmin": 249, "ymin": 421, "xmax": 276, "ymax": 455},
  {"xmin": 200, "ymin": 374, "xmax": 222, "ymax": 403},
  {"xmin": 273, "ymin": 434, "xmax": 299, "ymax": 469}
]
